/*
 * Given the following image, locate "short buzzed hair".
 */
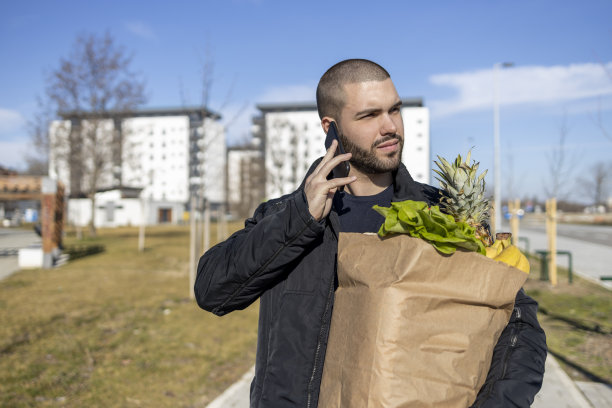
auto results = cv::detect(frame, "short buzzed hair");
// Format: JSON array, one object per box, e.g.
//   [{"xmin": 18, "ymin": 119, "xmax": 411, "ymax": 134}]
[{"xmin": 316, "ymin": 59, "xmax": 390, "ymax": 120}]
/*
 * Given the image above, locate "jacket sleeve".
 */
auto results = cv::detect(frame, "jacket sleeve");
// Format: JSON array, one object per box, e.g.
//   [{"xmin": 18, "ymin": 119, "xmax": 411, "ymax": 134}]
[
  {"xmin": 194, "ymin": 189, "xmax": 325, "ymax": 316},
  {"xmin": 471, "ymin": 288, "xmax": 547, "ymax": 407}
]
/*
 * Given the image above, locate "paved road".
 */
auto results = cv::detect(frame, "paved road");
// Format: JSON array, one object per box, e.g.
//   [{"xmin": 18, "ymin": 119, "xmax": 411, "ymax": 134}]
[
  {"xmin": 520, "ymin": 220, "xmax": 612, "ymax": 248},
  {"xmin": 0, "ymin": 228, "xmax": 40, "ymax": 280},
  {"xmin": 507, "ymin": 222, "xmax": 612, "ymax": 289},
  {"xmin": 0, "ymin": 228, "xmax": 41, "ymax": 247}
]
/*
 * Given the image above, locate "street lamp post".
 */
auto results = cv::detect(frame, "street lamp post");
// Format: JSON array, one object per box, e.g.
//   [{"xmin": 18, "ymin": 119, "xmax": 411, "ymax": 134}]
[{"xmin": 493, "ymin": 62, "xmax": 514, "ymax": 234}]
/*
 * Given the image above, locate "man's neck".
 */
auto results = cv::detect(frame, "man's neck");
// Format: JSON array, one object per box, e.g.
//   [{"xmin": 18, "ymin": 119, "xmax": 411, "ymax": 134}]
[{"xmin": 345, "ymin": 167, "xmax": 393, "ymax": 196}]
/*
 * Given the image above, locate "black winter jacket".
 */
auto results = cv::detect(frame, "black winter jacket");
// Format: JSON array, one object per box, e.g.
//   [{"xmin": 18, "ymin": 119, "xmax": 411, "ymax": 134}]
[{"xmin": 195, "ymin": 161, "xmax": 547, "ymax": 407}]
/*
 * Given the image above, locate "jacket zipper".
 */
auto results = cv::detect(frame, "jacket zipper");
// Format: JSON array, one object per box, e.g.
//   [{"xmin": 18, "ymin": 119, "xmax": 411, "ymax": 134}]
[
  {"xmin": 213, "ymin": 217, "xmax": 313, "ymax": 315},
  {"xmin": 504, "ymin": 307, "xmax": 522, "ymax": 364},
  {"xmin": 306, "ymin": 260, "xmax": 336, "ymax": 408},
  {"xmin": 473, "ymin": 306, "xmax": 522, "ymax": 407}
]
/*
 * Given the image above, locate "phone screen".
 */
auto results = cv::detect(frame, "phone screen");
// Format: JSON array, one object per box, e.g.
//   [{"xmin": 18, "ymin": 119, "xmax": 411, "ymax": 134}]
[{"xmin": 324, "ymin": 122, "xmax": 350, "ymax": 180}]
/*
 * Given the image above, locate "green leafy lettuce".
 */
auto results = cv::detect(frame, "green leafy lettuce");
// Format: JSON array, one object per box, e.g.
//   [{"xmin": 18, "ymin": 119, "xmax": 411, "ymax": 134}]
[{"xmin": 373, "ymin": 200, "xmax": 486, "ymax": 255}]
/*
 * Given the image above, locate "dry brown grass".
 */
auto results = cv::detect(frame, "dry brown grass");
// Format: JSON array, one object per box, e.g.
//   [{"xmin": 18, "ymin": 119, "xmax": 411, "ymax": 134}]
[
  {"xmin": 0, "ymin": 224, "xmax": 258, "ymax": 407},
  {"xmin": 523, "ymin": 255, "xmax": 612, "ymax": 384},
  {"xmin": 4, "ymin": 223, "xmax": 609, "ymax": 406}
]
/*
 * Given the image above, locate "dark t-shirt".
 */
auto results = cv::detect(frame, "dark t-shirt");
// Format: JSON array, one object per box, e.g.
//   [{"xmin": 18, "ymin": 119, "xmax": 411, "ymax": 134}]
[{"xmin": 333, "ymin": 184, "xmax": 394, "ymax": 233}]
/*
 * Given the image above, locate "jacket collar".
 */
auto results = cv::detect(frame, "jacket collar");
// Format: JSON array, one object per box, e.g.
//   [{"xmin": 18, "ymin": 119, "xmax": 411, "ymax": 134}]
[
  {"xmin": 299, "ymin": 158, "xmax": 429, "ymax": 202},
  {"xmin": 299, "ymin": 159, "xmax": 433, "ymax": 238},
  {"xmin": 391, "ymin": 162, "xmax": 429, "ymax": 203}
]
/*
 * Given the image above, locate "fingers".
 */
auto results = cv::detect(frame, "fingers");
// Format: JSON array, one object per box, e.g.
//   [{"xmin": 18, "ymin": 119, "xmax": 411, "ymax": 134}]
[
  {"xmin": 327, "ymin": 175, "xmax": 356, "ymax": 189},
  {"xmin": 305, "ymin": 173, "xmax": 356, "ymax": 221},
  {"xmin": 305, "ymin": 141, "xmax": 355, "ymax": 220},
  {"xmin": 313, "ymin": 140, "xmax": 339, "ymax": 174},
  {"xmin": 318, "ymin": 152, "xmax": 352, "ymax": 179}
]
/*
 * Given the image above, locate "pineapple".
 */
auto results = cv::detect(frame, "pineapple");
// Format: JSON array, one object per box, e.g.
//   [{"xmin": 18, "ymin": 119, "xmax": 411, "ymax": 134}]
[{"xmin": 433, "ymin": 151, "xmax": 493, "ymax": 247}]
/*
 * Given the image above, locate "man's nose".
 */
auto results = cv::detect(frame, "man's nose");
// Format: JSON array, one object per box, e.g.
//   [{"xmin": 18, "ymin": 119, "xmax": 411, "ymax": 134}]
[{"xmin": 380, "ymin": 113, "xmax": 397, "ymax": 135}]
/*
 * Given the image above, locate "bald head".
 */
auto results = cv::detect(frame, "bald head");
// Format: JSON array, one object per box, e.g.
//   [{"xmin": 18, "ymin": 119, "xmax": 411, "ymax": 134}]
[{"xmin": 316, "ymin": 59, "xmax": 391, "ymax": 120}]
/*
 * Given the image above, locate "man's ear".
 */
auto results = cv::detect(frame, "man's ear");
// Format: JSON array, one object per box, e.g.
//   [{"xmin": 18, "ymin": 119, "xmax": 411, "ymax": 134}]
[{"xmin": 321, "ymin": 117, "xmax": 335, "ymax": 134}]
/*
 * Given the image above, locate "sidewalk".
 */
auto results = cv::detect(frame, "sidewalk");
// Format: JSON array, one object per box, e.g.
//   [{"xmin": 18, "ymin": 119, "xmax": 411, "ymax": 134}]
[
  {"xmin": 206, "ymin": 355, "xmax": 611, "ymax": 407},
  {"xmin": 533, "ymin": 355, "xmax": 593, "ymax": 408}
]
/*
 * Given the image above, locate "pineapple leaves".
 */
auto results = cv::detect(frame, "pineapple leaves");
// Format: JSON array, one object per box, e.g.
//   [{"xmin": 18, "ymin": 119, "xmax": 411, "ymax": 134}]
[
  {"xmin": 373, "ymin": 200, "xmax": 486, "ymax": 255},
  {"xmin": 433, "ymin": 150, "xmax": 491, "ymax": 229}
]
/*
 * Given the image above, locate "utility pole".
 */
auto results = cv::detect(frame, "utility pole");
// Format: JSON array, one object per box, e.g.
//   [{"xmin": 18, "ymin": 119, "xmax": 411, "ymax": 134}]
[{"xmin": 493, "ymin": 62, "xmax": 514, "ymax": 233}]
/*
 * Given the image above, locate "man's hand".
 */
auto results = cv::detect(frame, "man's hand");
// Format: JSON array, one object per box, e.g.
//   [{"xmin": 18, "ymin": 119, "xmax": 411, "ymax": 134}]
[{"xmin": 304, "ymin": 140, "xmax": 356, "ymax": 221}]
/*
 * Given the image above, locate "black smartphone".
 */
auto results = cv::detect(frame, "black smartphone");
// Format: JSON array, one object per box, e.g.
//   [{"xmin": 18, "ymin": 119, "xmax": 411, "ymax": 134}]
[{"xmin": 324, "ymin": 121, "xmax": 350, "ymax": 180}]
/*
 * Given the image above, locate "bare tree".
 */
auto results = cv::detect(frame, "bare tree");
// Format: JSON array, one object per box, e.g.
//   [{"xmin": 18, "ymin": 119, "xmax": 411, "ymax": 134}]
[
  {"xmin": 24, "ymin": 98, "xmax": 54, "ymax": 175},
  {"xmin": 265, "ymin": 119, "xmax": 302, "ymax": 198},
  {"xmin": 229, "ymin": 147, "xmax": 265, "ymax": 219},
  {"xmin": 544, "ymin": 113, "xmax": 578, "ymax": 200},
  {"xmin": 592, "ymin": 96, "xmax": 611, "ymax": 142},
  {"xmin": 576, "ymin": 161, "xmax": 611, "ymax": 207},
  {"xmin": 267, "ymin": 120, "xmax": 288, "ymax": 197},
  {"xmin": 185, "ymin": 45, "xmax": 247, "ymax": 298},
  {"xmin": 43, "ymin": 32, "xmax": 146, "ymax": 235}
]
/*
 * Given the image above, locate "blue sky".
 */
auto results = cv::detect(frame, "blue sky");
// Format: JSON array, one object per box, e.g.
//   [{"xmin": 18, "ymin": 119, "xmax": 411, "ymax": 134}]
[{"xmin": 1, "ymin": 0, "xmax": 611, "ymax": 202}]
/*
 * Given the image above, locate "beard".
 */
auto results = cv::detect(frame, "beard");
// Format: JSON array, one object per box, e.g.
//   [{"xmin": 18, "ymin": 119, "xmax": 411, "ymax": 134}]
[{"xmin": 339, "ymin": 131, "xmax": 404, "ymax": 174}]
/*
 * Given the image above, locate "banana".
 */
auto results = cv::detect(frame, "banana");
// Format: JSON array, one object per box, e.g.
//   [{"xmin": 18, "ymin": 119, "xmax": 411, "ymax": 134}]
[
  {"xmin": 485, "ymin": 238, "xmax": 511, "ymax": 259},
  {"xmin": 493, "ymin": 245, "xmax": 530, "ymax": 274},
  {"xmin": 485, "ymin": 246, "xmax": 500, "ymax": 258}
]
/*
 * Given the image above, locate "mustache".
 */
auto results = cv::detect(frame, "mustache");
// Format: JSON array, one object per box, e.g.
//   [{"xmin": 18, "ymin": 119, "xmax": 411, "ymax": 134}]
[{"xmin": 372, "ymin": 134, "xmax": 402, "ymax": 148}]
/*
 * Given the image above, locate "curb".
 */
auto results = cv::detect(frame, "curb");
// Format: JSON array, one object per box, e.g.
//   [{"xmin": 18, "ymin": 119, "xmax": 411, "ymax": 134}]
[{"xmin": 206, "ymin": 366, "xmax": 254, "ymax": 408}]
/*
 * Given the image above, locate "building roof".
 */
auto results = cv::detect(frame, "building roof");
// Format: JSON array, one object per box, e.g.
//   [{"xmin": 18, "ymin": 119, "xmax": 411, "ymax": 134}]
[
  {"xmin": 0, "ymin": 165, "xmax": 18, "ymax": 176},
  {"xmin": 255, "ymin": 98, "xmax": 424, "ymax": 113},
  {"xmin": 58, "ymin": 106, "xmax": 222, "ymax": 121}
]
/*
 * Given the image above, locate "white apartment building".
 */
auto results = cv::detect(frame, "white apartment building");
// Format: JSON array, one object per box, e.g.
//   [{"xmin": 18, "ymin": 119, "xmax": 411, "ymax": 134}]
[
  {"xmin": 49, "ymin": 107, "xmax": 225, "ymax": 227},
  {"xmin": 254, "ymin": 99, "xmax": 430, "ymax": 199}
]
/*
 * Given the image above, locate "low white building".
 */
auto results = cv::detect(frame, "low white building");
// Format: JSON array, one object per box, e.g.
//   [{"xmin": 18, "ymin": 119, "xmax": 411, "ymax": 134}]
[
  {"xmin": 49, "ymin": 107, "xmax": 225, "ymax": 227},
  {"xmin": 254, "ymin": 99, "xmax": 430, "ymax": 199},
  {"xmin": 67, "ymin": 188, "xmax": 187, "ymax": 228}
]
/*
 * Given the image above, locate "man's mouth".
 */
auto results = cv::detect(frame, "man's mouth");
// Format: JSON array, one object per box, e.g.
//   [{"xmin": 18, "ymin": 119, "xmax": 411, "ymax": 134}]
[{"xmin": 375, "ymin": 138, "xmax": 400, "ymax": 152}]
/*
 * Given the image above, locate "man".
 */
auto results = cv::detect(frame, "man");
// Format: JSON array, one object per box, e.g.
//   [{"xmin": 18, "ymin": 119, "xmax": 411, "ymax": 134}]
[{"xmin": 195, "ymin": 59, "xmax": 547, "ymax": 407}]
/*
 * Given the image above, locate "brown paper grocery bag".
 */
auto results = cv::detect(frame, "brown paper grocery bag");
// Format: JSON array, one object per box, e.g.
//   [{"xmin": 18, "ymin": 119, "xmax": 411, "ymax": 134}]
[{"xmin": 319, "ymin": 233, "xmax": 528, "ymax": 408}]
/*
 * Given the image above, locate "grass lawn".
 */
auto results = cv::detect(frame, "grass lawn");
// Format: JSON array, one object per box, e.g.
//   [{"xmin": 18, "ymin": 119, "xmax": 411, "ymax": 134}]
[
  {"xmin": 0, "ymin": 224, "xmax": 258, "ymax": 407},
  {"xmin": 523, "ymin": 254, "xmax": 612, "ymax": 384}
]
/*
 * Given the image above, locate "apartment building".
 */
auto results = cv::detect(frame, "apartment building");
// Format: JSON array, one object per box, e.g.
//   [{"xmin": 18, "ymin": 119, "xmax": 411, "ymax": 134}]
[
  {"xmin": 253, "ymin": 99, "xmax": 430, "ymax": 199},
  {"xmin": 49, "ymin": 107, "xmax": 225, "ymax": 227}
]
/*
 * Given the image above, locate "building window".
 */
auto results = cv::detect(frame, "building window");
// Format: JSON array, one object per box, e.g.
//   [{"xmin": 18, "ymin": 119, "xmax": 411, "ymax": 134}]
[
  {"xmin": 158, "ymin": 208, "xmax": 172, "ymax": 223},
  {"xmin": 106, "ymin": 202, "xmax": 116, "ymax": 222}
]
